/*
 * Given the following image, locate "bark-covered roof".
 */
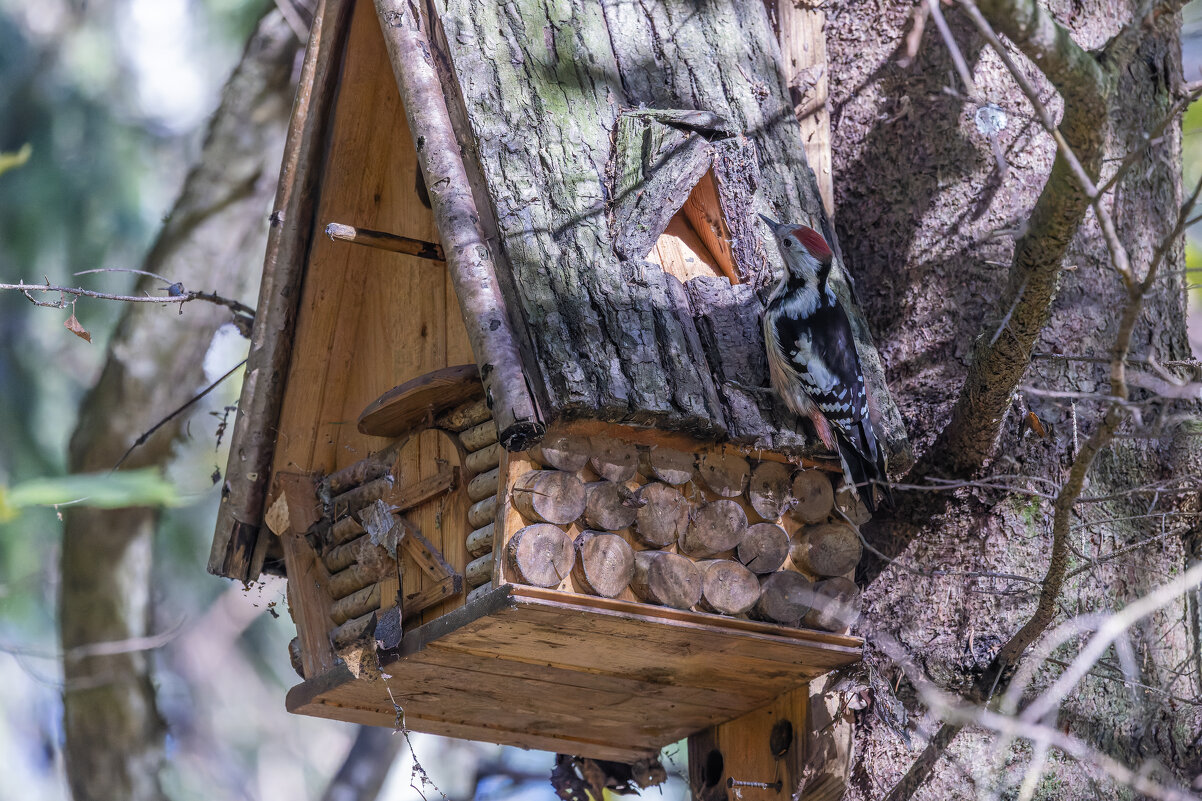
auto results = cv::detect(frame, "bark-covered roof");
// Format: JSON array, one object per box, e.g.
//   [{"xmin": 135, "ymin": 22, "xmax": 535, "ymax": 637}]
[{"xmin": 429, "ymin": 0, "xmax": 907, "ymax": 461}]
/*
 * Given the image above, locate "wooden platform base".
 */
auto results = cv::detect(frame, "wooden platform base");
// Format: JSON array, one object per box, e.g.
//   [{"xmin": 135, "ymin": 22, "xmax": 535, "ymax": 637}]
[{"xmin": 287, "ymin": 585, "xmax": 861, "ymax": 761}]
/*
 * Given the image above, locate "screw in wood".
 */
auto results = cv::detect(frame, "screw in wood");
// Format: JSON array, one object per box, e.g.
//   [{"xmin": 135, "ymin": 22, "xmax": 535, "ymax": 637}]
[{"xmin": 726, "ymin": 778, "xmax": 783, "ymax": 792}]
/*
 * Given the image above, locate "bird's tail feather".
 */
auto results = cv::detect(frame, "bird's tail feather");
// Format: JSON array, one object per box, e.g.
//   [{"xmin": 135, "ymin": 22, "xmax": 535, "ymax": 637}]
[{"xmin": 835, "ymin": 427, "xmax": 892, "ymax": 514}]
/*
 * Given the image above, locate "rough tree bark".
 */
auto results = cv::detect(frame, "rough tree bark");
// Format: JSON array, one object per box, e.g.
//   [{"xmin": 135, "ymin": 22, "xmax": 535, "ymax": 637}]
[
  {"xmin": 827, "ymin": 0, "xmax": 1199, "ymax": 796},
  {"xmin": 58, "ymin": 12, "xmax": 300, "ymax": 800}
]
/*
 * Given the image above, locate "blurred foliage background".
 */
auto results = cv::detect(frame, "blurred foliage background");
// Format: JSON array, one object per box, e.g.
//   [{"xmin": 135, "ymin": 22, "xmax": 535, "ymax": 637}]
[{"xmin": 0, "ymin": 0, "xmax": 1195, "ymax": 799}]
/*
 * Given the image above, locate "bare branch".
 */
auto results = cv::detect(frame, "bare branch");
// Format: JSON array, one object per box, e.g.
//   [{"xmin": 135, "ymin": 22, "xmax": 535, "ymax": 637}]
[{"xmin": 0, "ymin": 280, "xmax": 255, "ymax": 320}]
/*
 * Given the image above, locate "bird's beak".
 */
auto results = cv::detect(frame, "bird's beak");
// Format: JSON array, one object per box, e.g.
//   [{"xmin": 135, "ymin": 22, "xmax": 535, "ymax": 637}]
[{"xmin": 758, "ymin": 213, "xmax": 780, "ymax": 228}]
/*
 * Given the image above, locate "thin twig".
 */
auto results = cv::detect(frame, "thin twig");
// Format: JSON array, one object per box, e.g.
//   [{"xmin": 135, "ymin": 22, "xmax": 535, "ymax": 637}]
[
  {"xmin": 0, "ymin": 280, "xmax": 255, "ymax": 319},
  {"xmin": 112, "ymin": 359, "xmax": 247, "ymax": 470}
]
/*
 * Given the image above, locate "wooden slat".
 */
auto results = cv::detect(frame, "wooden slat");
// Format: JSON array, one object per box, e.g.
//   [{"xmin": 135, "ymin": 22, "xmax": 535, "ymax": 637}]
[
  {"xmin": 294, "ymin": 696, "xmax": 656, "ymax": 763},
  {"xmin": 386, "ymin": 468, "xmax": 457, "ymax": 514},
  {"xmin": 357, "ymin": 364, "xmax": 483, "ymax": 437},
  {"xmin": 280, "ymin": 531, "xmax": 338, "ymax": 678},
  {"xmin": 401, "ymin": 574, "xmax": 462, "ymax": 616},
  {"xmin": 286, "ymin": 584, "xmax": 862, "ymax": 757}
]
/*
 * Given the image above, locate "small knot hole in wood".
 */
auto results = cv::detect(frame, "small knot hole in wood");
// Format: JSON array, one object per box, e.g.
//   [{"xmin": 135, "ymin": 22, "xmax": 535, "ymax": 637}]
[
  {"xmin": 702, "ymin": 749, "xmax": 725, "ymax": 788},
  {"xmin": 769, "ymin": 719, "xmax": 794, "ymax": 759}
]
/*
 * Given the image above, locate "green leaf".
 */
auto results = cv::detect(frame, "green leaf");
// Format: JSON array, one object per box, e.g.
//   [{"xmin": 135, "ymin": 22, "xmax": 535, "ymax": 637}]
[
  {"xmin": 6, "ymin": 469, "xmax": 180, "ymax": 512},
  {"xmin": 0, "ymin": 143, "xmax": 32, "ymax": 177}
]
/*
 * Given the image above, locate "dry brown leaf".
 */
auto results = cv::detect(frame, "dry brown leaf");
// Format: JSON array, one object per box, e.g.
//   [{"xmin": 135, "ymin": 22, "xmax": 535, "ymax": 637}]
[{"xmin": 64, "ymin": 313, "xmax": 92, "ymax": 343}]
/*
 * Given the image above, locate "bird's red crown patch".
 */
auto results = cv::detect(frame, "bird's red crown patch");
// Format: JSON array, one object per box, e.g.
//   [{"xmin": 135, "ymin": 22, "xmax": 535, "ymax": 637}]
[{"xmin": 791, "ymin": 225, "xmax": 832, "ymax": 261}]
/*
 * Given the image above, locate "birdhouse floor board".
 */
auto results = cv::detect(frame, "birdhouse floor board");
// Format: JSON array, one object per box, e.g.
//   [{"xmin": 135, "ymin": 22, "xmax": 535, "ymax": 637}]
[{"xmin": 287, "ymin": 584, "xmax": 861, "ymax": 758}]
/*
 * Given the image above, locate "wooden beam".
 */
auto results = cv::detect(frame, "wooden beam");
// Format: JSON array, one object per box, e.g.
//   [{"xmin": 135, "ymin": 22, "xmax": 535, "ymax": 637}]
[
  {"xmin": 373, "ymin": 0, "xmax": 545, "ymax": 451},
  {"xmin": 210, "ymin": 0, "xmax": 355, "ymax": 581},
  {"xmin": 324, "ymin": 221, "xmax": 445, "ymax": 261}
]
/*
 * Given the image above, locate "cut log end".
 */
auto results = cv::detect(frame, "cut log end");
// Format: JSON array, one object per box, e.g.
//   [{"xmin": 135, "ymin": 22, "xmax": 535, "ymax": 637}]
[
  {"xmin": 512, "ymin": 469, "xmax": 587, "ymax": 524},
  {"xmin": 696, "ymin": 450, "xmax": 750, "ymax": 497},
  {"xmin": 631, "ymin": 550, "xmax": 702, "ymax": 610},
  {"xmin": 588, "ymin": 437, "xmax": 639, "ymax": 483},
  {"xmin": 633, "ymin": 482, "xmax": 689, "ymax": 547},
  {"xmin": 747, "ymin": 460, "xmax": 793, "ymax": 520},
  {"xmin": 802, "ymin": 577, "xmax": 862, "ymax": 632},
  {"xmin": 790, "ymin": 469, "xmax": 835, "ymax": 524},
  {"xmin": 641, "ymin": 446, "xmax": 695, "ymax": 485},
  {"xmin": 572, "ymin": 531, "xmax": 635, "ymax": 598},
  {"xmin": 736, "ymin": 522, "xmax": 790, "ymax": 574},
  {"xmin": 697, "ymin": 559, "xmax": 761, "ymax": 615},
  {"xmin": 529, "ymin": 434, "xmax": 590, "ymax": 472},
  {"xmin": 679, "ymin": 498, "xmax": 748, "ymax": 558},
  {"xmin": 584, "ymin": 480, "xmax": 641, "ymax": 531},
  {"xmin": 792, "ymin": 522, "xmax": 862, "ymax": 577},
  {"xmin": 507, "ymin": 524, "xmax": 575, "ymax": 587},
  {"xmin": 753, "ymin": 571, "xmax": 815, "ymax": 626}
]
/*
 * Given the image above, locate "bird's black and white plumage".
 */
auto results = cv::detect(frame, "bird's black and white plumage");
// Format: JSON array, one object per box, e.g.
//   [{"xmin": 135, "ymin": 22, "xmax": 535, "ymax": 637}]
[{"xmin": 759, "ymin": 215, "xmax": 891, "ymax": 512}]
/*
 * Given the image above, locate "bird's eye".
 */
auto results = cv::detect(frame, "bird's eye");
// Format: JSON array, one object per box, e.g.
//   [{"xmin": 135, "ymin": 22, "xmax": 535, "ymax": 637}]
[{"xmin": 784, "ymin": 240, "xmax": 793, "ymax": 248}]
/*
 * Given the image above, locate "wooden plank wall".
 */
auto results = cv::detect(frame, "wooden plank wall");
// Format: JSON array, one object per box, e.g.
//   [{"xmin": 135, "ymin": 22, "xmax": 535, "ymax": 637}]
[{"xmin": 271, "ymin": 0, "xmax": 473, "ymax": 482}]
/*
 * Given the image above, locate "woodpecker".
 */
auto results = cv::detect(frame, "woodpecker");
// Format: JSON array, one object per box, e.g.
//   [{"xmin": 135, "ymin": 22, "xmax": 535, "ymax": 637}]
[{"xmin": 759, "ymin": 214, "xmax": 891, "ymax": 512}]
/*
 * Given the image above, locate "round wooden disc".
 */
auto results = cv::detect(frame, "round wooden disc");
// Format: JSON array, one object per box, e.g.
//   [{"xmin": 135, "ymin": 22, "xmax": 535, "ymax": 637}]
[{"xmin": 358, "ymin": 364, "xmax": 483, "ymax": 437}]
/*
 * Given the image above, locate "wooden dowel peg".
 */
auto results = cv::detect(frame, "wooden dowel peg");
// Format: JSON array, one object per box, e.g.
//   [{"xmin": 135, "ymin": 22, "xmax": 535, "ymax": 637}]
[{"xmin": 325, "ymin": 221, "xmax": 445, "ymax": 261}]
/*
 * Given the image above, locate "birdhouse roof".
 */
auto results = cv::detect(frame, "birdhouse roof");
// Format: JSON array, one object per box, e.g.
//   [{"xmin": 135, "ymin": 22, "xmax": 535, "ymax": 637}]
[{"xmin": 208, "ymin": 0, "xmax": 908, "ymax": 582}]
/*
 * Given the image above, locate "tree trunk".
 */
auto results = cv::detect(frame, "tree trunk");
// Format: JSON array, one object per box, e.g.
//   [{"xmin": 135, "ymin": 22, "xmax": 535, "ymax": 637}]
[
  {"xmin": 59, "ymin": 12, "xmax": 300, "ymax": 800},
  {"xmin": 826, "ymin": 0, "xmax": 1198, "ymax": 796}
]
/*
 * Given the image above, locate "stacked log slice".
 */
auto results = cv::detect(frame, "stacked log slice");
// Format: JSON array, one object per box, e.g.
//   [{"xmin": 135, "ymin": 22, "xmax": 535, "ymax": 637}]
[
  {"xmin": 736, "ymin": 523, "xmax": 790, "ymax": 574},
  {"xmin": 632, "ymin": 551, "xmax": 702, "ymax": 609},
  {"xmin": 747, "ymin": 461, "xmax": 792, "ymax": 519},
  {"xmin": 508, "ymin": 523, "xmax": 576, "ymax": 587},
  {"xmin": 512, "ymin": 469, "xmax": 586, "ymax": 524},
  {"xmin": 583, "ymin": 481, "xmax": 640, "ymax": 530},
  {"xmin": 754, "ymin": 571, "xmax": 815, "ymax": 626},
  {"xmin": 633, "ymin": 482, "xmax": 688, "ymax": 547},
  {"xmin": 789, "ymin": 470, "xmax": 835, "ymax": 524},
  {"xmin": 791, "ymin": 522, "xmax": 862, "ymax": 577},
  {"xmin": 696, "ymin": 450, "xmax": 749, "ymax": 497},
  {"xmin": 640, "ymin": 446, "xmax": 695, "ymax": 485},
  {"xmin": 697, "ymin": 560, "xmax": 760, "ymax": 615},
  {"xmin": 803, "ymin": 577, "xmax": 863, "ymax": 632},
  {"xmin": 588, "ymin": 437, "xmax": 638, "ymax": 482},
  {"xmin": 529, "ymin": 434, "xmax": 590, "ymax": 472},
  {"xmin": 573, "ymin": 531, "xmax": 635, "ymax": 597},
  {"xmin": 679, "ymin": 499, "xmax": 747, "ymax": 558}
]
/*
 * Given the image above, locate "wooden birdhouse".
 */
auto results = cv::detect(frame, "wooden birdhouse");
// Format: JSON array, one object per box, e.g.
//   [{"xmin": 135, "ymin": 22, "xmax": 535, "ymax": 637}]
[{"xmin": 209, "ymin": 0, "xmax": 908, "ymax": 792}]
